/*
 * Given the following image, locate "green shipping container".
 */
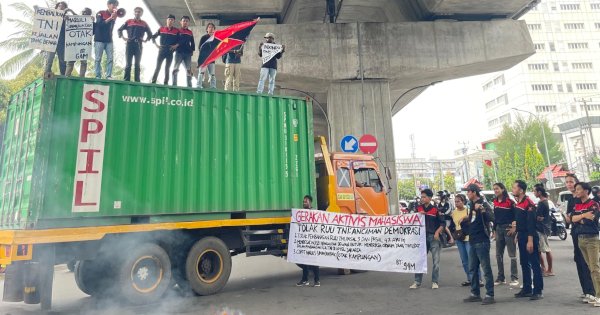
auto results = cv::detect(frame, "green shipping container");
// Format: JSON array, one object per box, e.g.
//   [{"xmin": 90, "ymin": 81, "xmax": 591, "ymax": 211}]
[{"xmin": 0, "ymin": 77, "xmax": 315, "ymax": 229}]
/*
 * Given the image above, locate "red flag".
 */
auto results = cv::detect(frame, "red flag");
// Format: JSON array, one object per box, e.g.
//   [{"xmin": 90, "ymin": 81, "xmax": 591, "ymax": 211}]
[{"xmin": 198, "ymin": 19, "xmax": 258, "ymax": 68}]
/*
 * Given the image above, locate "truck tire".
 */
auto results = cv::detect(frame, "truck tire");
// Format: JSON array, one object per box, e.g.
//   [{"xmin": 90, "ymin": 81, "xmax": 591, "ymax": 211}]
[
  {"xmin": 115, "ymin": 243, "xmax": 172, "ymax": 305},
  {"xmin": 74, "ymin": 260, "xmax": 112, "ymax": 296},
  {"xmin": 185, "ymin": 237, "xmax": 232, "ymax": 296}
]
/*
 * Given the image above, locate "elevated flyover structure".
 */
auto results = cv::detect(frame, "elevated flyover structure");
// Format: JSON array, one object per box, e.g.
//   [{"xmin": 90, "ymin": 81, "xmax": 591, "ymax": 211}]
[{"xmin": 143, "ymin": 0, "xmax": 538, "ymax": 212}]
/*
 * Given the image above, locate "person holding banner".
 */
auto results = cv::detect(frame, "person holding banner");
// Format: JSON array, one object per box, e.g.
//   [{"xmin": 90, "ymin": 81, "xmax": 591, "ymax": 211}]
[
  {"xmin": 197, "ymin": 23, "xmax": 217, "ymax": 89},
  {"xmin": 118, "ymin": 7, "xmax": 152, "ymax": 82},
  {"xmin": 172, "ymin": 16, "xmax": 195, "ymax": 88},
  {"xmin": 151, "ymin": 15, "xmax": 180, "ymax": 85},
  {"xmin": 463, "ymin": 184, "xmax": 495, "ymax": 305},
  {"xmin": 43, "ymin": 2, "xmax": 75, "ymax": 76},
  {"xmin": 257, "ymin": 33, "xmax": 285, "ymax": 95},
  {"xmin": 94, "ymin": 0, "xmax": 119, "ymax": 79},
  {"xmin": 410, "ymin": 189, "xmax": 445, "ymax": 290},
  {"xmin": 296, "ymin": 195, "xmax": 321, "ymax": 287},
  {"xmin": 65, "ymin": 8, "xmax": 94, "ymax": 77}
]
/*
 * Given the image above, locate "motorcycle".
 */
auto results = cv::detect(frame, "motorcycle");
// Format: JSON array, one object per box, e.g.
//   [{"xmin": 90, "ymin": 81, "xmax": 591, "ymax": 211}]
[{"xmin": 550, "ymin": 207, "xmax": 568, "ymax": 240}]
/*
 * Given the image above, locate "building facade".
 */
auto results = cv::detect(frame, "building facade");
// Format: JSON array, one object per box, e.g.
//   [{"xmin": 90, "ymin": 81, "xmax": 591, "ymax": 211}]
[{"xmin": 483, "ymin": 0, "xmax": 600, "ymax": 177}]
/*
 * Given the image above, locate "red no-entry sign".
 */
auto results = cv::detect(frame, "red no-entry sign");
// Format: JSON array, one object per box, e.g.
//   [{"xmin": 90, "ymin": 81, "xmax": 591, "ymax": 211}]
[{"xmin": 359, "ymin": 134, "xmax": 378, "ymax": 154}]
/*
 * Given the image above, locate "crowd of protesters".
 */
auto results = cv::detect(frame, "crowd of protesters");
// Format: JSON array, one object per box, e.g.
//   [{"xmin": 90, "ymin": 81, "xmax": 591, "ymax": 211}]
[
  {"xmin": 44, "ymin": 0, "xmax": 284, "ymax": 95},
  {"xmin": 409, "ymin": 174, "xmax": 600, "ymax": 308}
]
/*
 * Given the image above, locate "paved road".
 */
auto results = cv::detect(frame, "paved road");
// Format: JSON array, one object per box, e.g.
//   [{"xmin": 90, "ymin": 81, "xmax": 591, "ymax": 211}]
[{"xmin": 0, "ymin": 234, "xmax": 597, "ymax": 315}]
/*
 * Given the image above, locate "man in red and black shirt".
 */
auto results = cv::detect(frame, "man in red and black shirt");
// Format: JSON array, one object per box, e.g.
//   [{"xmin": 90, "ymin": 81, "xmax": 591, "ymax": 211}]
[
  {"xmin": 117, "ymin": 7, "xmax": 152, "ymax": 82},
  {"xmin": 512, "ymin": 180, "xmax": 544, "ymax": 300},
  {"xmin": 172, "ymin": 16, "xmax": 195, "ymax": 88},
  {"xmin": 151, "ymin": 15, "xmax": 179, "ymax": 85},
  {"xmin": 409, "ymin": 189, "xmax": 445, "ymax": 290},
  {"xmin": 94, "ymin": 0, "xmax": 119, "ymax": 79}
]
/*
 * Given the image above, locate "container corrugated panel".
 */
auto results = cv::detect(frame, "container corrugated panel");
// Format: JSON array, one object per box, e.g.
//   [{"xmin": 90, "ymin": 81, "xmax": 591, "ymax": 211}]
[{"xmin": 0, "ymin": 77, "xmax": 315, "ymax": 229}]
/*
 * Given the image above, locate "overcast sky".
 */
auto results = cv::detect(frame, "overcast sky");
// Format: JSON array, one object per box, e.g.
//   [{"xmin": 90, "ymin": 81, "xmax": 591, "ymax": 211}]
[{"xmin": 1, "ymin": 0, "xmax": 491, "ymax": 160}]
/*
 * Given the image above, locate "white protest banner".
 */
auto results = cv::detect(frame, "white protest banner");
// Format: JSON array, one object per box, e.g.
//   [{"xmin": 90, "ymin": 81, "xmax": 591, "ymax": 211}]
[
  {"xmin": 30, "ymin": 7, "xmax": 65, "ymax": 52},
  {"xmin": 287, "ymin": 209, "xmax": 427, "ymax": 273},
  {"xmin": 261, "ymin": 43, "xmax": 283, "ymax": 65},
  {"xmin": 64, "ymin": 16, "xmax": 94, "ymax": 62}
]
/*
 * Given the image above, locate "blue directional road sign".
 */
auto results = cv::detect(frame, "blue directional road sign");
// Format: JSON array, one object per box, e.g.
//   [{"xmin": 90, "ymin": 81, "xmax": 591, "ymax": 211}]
[{"xmin": 340, "ymin": 135, "xmax": 359, "ymax": 153}]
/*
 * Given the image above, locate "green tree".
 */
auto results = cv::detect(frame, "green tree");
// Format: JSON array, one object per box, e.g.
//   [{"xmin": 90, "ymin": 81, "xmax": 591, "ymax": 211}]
[
  {"xmin": 0, "ymin": 2, "xmax": 54, "ymax": 78},
  {"xmin": 398, "ymin": 179, "xmax": 417, "ymax": 200},
  {"xmin": 495, "ymin": 116, "xmax": 562, "ymax": 164}
]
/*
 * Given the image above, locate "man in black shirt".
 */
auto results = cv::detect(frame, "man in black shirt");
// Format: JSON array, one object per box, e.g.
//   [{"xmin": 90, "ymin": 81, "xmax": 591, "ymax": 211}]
[
  {"xmin": 296, "ymin": 195, "xmax": 321, "ymax": 287},
  {"xmin": 565, "ymin": 174, "xmax": 595, "ymax": 301},
  {"xmin": 257, "ymin": 33, "xmax": 285, "ymax": 95},
  {"xmin": 463, "ymin": 184, "xmax": 495, "ymax": 305},
  {"xmin": 410, "ymin": 189, "xmax": 444, "ymax": 290},
  {"xmin": 513, "ymin": 180, "xmax": 543, "ymax": 300},
  {"xmin": 118, "ymin": 7, "xmax": 152, "ymax": 82},
  {"xmin": 94, "ymin": 0, "xmax": 119, "ymax": 79},
  {"xmin": 172, "ymin": 16, "xmax": 195, "ymax": 87},
  {"xmin": 151, "ymin": 15, "xmax": 179, "ymax": 85},
  {"xmin": 534, "ymin": 184, "xmax": 553, "ymax": 276}
]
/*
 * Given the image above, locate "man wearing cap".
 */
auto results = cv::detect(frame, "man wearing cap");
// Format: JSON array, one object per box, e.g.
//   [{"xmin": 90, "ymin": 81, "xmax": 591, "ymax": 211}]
[
  {"xmin": 463, "ymin": 184, "xmax": 495, "ymax": 305},
  {"xmin": 118, "ymin": 7, "xmax": 152, "ymax": 82},
  {"xmin": 172, "ymin": 16, "xmax": 195, "ymax": 87},
  {"xmin": 257, "ymin": 33, "xmax": 285, "ymax": 95},
  {"xmin": 151, "ymin": 15, "xmax": 179, "ymax": 85},
  {"xmin": 223, "ymin": 45, "xmax": 243, "ymax": 91},
  {"xmin": 94, "ymin": 0, "xmax": 119, "ymax": 79},
  {"xmin": 197, "ymin": 23, "xmax": 217, "ymax": 89}
]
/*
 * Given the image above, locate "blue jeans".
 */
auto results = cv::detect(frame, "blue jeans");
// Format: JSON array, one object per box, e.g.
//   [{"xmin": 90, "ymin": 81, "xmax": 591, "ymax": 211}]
[
  {"xmin": 469, "ymin": 241, "xmax": 494, "ymax": 297},
  {"xmin": 94, "ymin": 42, "xmax": 114, "ymax": 79},
  {"xmin": 456, "ymin": 240, "xmax": 481, "ymax": 282},
  {"xmin": 415, "ymin": 234, "xmax": 441, "ymax": 285},
  {"xmin": 197, "ymin": 63, "xmax": 216, "ymax": 89},
  {"xmin": 518, "ymin": 233, "xmax": 543, "ymax": 294},
  {"xmin": 257, "ymin": 67, "xmax": 277, "ymax": 95}
]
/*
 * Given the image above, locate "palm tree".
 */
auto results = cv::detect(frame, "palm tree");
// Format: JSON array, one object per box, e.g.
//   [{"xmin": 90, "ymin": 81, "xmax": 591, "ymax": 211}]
[{"xmin": 0, "ymin": 1, "xmax": 57, "ymax": 79}]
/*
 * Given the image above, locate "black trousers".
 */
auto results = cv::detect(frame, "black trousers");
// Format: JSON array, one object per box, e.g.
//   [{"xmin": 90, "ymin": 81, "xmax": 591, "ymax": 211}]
[
  {"xmin": 124, "ymin": 41, "xmax": 143, "ymax": 82},
  {"xmin": 573, "ymin": 235, "xmax": 596, "ymax": 295},
  {"xmin": 300, "ymin": 264, "xmax": 320, "ymax": 282},
  {"xmin": 151, "ymin": 47, "xmax": 174, "ymax": 85}
]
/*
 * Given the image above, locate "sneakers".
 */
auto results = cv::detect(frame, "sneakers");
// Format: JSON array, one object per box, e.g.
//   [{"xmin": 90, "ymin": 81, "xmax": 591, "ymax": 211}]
[
  {"xmin": 409, "ymin": 282, "xmax": 420, "ymax": 289},
  {"xmin": 296, "ymin": 280, "xmax": 309, "ymax": 287},
  {"xmin": 463, "ymin": 295, "xmax": 482, "ymax": 303},
  {"xmin": 509, "ymin": 280, "xmax": 519, "ymax": 286},
  {"xmin": 514, "ymin": 290, "xmax": 533, "ymax": 298},
  {"xmin": 494, "ymin": 279, "xmax": 506, "ymax": 286},
  {"xmin": 432, "ymin": 283, "xmax": 439, "ymax": 289},
  {"xmin": 530, "ymin": 294, "xmax": 544, "ymax": 301},
  {"xmin": 482, "ymin": 296, "xmax": 496, "ymax": 305},
  {"xmin": 583, "ymin": 294, "xmax": 595, "ymax": 303},
  {"xmin": 588, "ymin": 296, "xmax": 600, "ymax": 305},
  {"xmin": 313, "ymin": 281, "xmax": 321, "ymax": 287}
]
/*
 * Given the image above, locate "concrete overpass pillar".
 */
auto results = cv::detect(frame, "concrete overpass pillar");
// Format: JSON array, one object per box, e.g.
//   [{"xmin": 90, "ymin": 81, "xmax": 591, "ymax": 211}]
[{"xmin": 327, "ymin": 80, "xmax": 398, "ymax": 214}]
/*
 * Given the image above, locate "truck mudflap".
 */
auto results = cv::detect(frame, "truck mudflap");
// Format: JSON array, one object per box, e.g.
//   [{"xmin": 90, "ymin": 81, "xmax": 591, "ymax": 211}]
[{"xmin": 242, "ymin": 225, "xmax": 289, "ymax": 257}]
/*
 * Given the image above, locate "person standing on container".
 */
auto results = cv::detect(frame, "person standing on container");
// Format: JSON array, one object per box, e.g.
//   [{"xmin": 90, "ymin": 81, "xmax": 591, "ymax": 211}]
[
  {"xmin": 223, "ymin": 45, "xmax": 243, "ymax": 91},
  {"xmin": 172, "ymin": 16, "xmax": 195, "ymax": 87},
  {"xmin": 94, "ymin": 0, "xmax": 119, "ymax": 79},
  {"xmin": 296, "ymin": 195, "xmax": 321, "ymax": 287},
  {"xmin": 117, "ymin": 7, "xmax": 152, "ymax": 82},
  {"xmin": 257, "ymin": 33, "xmax": 285, "ymax": 95},
  {"xmin": 43, "ymin": 2, "xmax": 75, "ymax": 76},
  {"xmin": 197, "ymin": 23, "xmax": 217, "ymax": 89},
  {"xmin": 410, "ymin": 189, "xmax": 444, "ymax": 290},
  {"xmin": 151, "ymin": 15, "xmax": 179, "ymax": 85},
  {"xmin": 65, "ymin": 8, "xmax": 94, "ymax": 77}
]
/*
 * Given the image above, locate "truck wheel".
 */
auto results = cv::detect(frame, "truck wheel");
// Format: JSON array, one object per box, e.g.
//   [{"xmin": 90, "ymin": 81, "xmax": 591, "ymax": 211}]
[
  {"xmin": 74, "ymin": 260, "xmax": 113, "ymax": 296},
  {"xmin": 185, "ymin": 237, "xmax": 232, "ymax": 296},
  {"xmin": 115, "ymin": 243, "xmax": 172, "ymax": 305}
]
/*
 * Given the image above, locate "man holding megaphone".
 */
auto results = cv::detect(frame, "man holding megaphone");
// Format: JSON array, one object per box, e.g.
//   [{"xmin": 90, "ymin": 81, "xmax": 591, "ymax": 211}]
[{"xmin": 94, "ymin": 0, "xmax": 120, "ymax": 79}]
